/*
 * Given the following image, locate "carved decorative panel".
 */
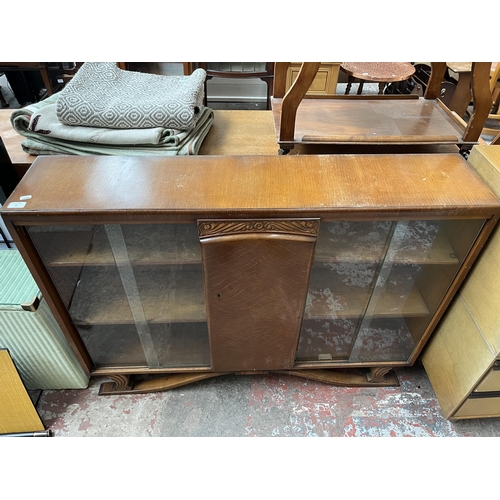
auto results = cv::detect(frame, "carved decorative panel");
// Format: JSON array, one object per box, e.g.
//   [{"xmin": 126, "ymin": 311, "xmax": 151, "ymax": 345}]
[{"xmin": 199, "ymin": 219, "xmax": 319, "ymax": 372}]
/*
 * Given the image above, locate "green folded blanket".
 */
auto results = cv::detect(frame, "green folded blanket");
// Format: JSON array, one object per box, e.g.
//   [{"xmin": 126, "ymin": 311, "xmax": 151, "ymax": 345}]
[
  {"xmin": 11, "ymin": 93, "xmax": 214, "ymax": 156},
  {"xmin": 56, "ymin": 62, "xmax": 206, "ymax": 130}
]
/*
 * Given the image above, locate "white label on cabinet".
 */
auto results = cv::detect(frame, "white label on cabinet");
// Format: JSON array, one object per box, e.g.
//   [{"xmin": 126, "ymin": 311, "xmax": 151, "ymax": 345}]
[
  {"xmin": 19, "ymin": 195, "xmax": 32, "ymax": 200},
  {"xmin": 7, "ymin": 202, "xmax": 26, "ymax": 208}
]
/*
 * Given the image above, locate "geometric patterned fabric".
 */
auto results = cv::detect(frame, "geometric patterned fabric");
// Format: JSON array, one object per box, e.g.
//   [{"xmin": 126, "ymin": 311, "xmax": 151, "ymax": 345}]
[{"xmin": 56, "ymin": 62, "xmax": 206, "ymax": 130}]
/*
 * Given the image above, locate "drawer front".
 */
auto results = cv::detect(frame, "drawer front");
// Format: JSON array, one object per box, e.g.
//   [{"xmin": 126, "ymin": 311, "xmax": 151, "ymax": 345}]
[
  {"xmin": 455, "ymin": 394, "xmax": 500, "ymax": 419},
  {"xmin": 475, "ymin": 365, "xmax": 500, "ymax": 392}
]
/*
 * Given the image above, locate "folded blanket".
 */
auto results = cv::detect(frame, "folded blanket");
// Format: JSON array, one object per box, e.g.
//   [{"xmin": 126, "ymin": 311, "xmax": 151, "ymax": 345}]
[
  {"xmin": 11, "ymin": 93, "xmax": 214, "ymax": 156},
  {"xmin": 56, "ymin": 62, "xmax": 206, "ymax": 130}
]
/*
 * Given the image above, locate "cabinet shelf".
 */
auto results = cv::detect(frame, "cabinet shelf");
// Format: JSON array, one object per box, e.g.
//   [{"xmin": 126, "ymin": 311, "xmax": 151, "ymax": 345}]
[
  {"xmin": 69, "ymin": 267, "xmax": 207, "ymax": 325},
  {"xmin": 297, "ymin": 316, "xmax": 416, "ymax": 363},
  {"xmin": 80, "ymin": 322, "xmax": 211, "ymax": 368},
  {"xmin": 305, "ymin": 267, "xmax": 430, "ymax": 319},
  {"xmin": 314, "ymin": 222, "xmax": 459, "ymax": 265},
  {"xmin": 30, "ymin": 224, "xmax": 202, "ymax": 267}
]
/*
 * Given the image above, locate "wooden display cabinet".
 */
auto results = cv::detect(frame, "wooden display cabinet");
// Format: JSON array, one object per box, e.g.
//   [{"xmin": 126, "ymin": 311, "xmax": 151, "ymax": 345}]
[{"xmin": 2, "ymin": 153, "xmax": 500, "ymax": 395}]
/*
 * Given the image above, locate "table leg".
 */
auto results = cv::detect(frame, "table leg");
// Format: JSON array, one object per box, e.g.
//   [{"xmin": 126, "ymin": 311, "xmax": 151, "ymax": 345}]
[
  {"xmin": 345, "ymin": 75, "xmax": 354, "ymax": 95},
  {"xmin": 39, "ymin": 65, "xmax": 53, "ymax": 97},
  {"xmin": 356, "ymin": 81, "xmax": 364, "ymax": 95},
  {"xmin": 378, "ymin": 82, "xmax": 386, "ymax": 94}
]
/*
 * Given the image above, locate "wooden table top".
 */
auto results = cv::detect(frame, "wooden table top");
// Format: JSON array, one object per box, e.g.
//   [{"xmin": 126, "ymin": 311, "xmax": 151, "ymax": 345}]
[
  {"xmin": 0, "ymin": 109, "xmax": 34, "ymax": 167},
  {"xmin": 5, "ymin": 153, "xmax": 500, "ymax": 221},
  {"xmin": 0, "ymin": 109, "xmax": 281, "ymax": 170},
  {"xmin": 340, "ymin": 62, "xmax": 415, "ymax": 83}
]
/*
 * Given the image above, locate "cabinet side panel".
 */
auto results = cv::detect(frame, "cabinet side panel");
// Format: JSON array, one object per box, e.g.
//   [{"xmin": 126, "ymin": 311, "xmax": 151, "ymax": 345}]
[
  {"xmin": 422, "ymin": 295, "xmax": 495, "ymax": 419},
  {"xmin": 200, "ymin": 222, "xmax": 317, "ymax": 372}
]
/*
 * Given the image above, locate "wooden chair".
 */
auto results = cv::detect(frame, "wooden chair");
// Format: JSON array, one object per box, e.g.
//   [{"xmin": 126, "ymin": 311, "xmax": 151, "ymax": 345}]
[
  {"xmin": 187, "ymin": 62, "xmax": 275, "ymax": 110},
  {"xmin": 271, "ymin": 62, "xmax": 493, "ymax": 155},
  {"xmin": 480, "ymin": 62, "xmax": 500, "ymax": 137}
]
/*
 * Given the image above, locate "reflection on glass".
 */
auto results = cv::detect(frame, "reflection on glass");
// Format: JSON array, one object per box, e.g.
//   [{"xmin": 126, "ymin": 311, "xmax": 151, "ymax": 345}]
[
  {"xmin": 297, "ymin": 219, "xmax": 486, "ymax": 364},
  {"xmin": 27, "ymin": 223, "xmax": 210, "ymax": 368}
]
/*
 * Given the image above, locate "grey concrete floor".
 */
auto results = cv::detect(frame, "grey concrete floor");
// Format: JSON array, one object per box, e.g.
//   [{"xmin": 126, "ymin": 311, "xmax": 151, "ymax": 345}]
[{"xmin": 34, "ymin": 363, "xmax": 500, "ymax": 437}]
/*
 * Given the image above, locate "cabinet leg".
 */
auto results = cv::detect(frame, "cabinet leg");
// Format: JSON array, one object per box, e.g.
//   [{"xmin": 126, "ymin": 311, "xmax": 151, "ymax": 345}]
[
  {"xmin": 106, "ymin": 374, "xmax": 134, "ymax": 392},
  {"xmin": 97, "ymin": 368, "xmax": 399, "ymax": 395},
  {"xmin": 98, "ymin": 372, "xmax": 230, "ymax": 395},
  {"xmin": 279, "ymin": 368, "xmax": 399, "ymax": 387},
  {"xmin": 367, "ymin": 367, "xmax": 394, "ymax": 384}
]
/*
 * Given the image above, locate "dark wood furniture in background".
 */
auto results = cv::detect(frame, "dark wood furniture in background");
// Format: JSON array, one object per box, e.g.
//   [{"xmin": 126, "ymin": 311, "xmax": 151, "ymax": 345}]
[
  {"xmin": 272, "ymin": 62, "xmax": 493, "ymax": 155},
  {"xmin": 186, "ymin": 62, "xmax": 275, "ymax": 109},
  {"xmin": 2, "ymin": 153, "xmax": 500, "ymax": 395},
  {"xmin": 0, "ymin": 137, "xmax": 20, "ymax": 200},
  {"xmin": 0, "ymin": 63, "xmax": 56, "ymax": 97},
  {"xmin": 340, "ymin": 62, "xmax": 415, "ymax": 95}
]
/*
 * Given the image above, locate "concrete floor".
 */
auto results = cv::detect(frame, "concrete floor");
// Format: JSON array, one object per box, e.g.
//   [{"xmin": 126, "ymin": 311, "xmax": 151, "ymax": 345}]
[{"xmin": 34, "ymin": 363, "xmax": 500, "ymax": 437}]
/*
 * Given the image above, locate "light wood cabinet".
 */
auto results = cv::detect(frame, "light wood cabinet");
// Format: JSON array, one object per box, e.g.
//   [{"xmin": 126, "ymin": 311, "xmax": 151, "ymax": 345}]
[
  {"xmin": 286, "ymin": 62, "xmax": 340, "ymax": 96},
  {"xmin": 2, "ymin": 153, "xmax": 500, "ymax": 395},
  {"xmin": 422, "ymin": 145, "xmax": 500, "ymax": 420}
]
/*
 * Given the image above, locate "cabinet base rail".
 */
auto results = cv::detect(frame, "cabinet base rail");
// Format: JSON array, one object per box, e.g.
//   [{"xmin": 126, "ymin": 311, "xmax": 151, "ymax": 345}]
[{"xmin": 98, "ymin": 367, "xmax": 399, "ymax": 395}]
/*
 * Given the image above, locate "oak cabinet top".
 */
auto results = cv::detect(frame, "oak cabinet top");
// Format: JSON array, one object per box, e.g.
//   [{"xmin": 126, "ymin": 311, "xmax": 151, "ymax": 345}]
[{"xmin": 3, "ymin": 154, "xmax": 500, "ymax": 222}]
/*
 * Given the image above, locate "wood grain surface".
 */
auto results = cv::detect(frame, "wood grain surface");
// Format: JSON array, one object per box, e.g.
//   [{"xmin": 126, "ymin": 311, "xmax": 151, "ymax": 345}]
[
  {"xmin": 201, "ymin": 222, "xmax": 317, "ymax": 371},
  {"xmin": 3, "ymin": 154, "xmax": 500, "ymax": 224},
  {"xmin": 0, "ymin": 349, "xmax": 44, "ymax": 433}
]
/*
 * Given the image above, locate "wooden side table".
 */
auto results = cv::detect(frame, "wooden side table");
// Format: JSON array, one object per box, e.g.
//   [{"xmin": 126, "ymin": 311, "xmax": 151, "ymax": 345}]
[{"xmin": 341, "ymin": 62, "xmax": 415, "ymax": 95}]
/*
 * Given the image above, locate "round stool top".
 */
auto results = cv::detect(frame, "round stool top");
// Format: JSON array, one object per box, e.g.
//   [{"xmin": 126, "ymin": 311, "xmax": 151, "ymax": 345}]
[{"xmin": 341, "ymin": 62, "xmax": 415, "ymax": 82}]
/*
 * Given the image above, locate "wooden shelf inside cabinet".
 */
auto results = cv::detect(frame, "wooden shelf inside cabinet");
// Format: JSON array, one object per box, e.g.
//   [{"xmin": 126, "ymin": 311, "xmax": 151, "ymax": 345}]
[
  {"xmin": 81, "ymin": 322, "xmax": 211, "ymax": 369},
  {"xmin": 297, "ymin": 316, "xmax": 417, "ymax": 363},
  {"xmin": 305, "ymin": 268, "xmax": 430, "ymax": 320},
  {"xmin": 29, "ymin": 224, "xmax": 201, "ymax": 267},
  {"xmin": 69, "ymin": 267, "xmax": 206, "ymax": 325},
  {"xmin": 314, "ymin": 222, "xmax": 460, "ymax": 265}
]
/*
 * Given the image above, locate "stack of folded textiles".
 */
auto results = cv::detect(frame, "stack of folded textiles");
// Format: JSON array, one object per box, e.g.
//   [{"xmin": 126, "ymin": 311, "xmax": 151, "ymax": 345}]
[{"xmin": 10, "ymin": 62, "xmax": 214, "ymax": 156}]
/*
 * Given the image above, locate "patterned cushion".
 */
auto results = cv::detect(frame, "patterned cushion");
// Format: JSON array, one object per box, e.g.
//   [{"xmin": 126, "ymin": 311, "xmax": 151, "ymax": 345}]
[{"xmin": 56, "ymin": 62, "xmax": 206, "ymax": 130}]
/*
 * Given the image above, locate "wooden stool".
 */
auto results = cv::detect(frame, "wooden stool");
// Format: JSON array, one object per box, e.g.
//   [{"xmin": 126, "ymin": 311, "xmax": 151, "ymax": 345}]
[{"xmin": 341, "ymin": 62, "xmax": 416, "ymax": 95}]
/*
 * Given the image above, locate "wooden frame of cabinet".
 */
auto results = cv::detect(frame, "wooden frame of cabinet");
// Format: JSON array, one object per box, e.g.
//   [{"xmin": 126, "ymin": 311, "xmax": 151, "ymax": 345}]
[{"xmin": 2, "ymin": 153, "xmax": 500, "ymax": 395}]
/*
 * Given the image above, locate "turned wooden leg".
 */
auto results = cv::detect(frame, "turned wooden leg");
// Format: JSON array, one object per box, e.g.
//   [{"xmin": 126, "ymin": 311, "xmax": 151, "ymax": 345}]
[
  {"xmin": 356, "ymin": 81, "xmax": 365, "ymax": 95},
  {"xmin": 367, "ymin": 367, "xmax": 393, "ymax": 384},
  {"xmin": 107, "ymin": 374, "xmax": 134, "ymax": 391}
]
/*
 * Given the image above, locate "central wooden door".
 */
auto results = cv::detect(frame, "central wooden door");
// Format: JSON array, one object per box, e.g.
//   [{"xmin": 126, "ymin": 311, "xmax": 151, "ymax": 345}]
[{"xmin": 199, "ymin": 219, "xmax": 319, "ymax": 372}]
